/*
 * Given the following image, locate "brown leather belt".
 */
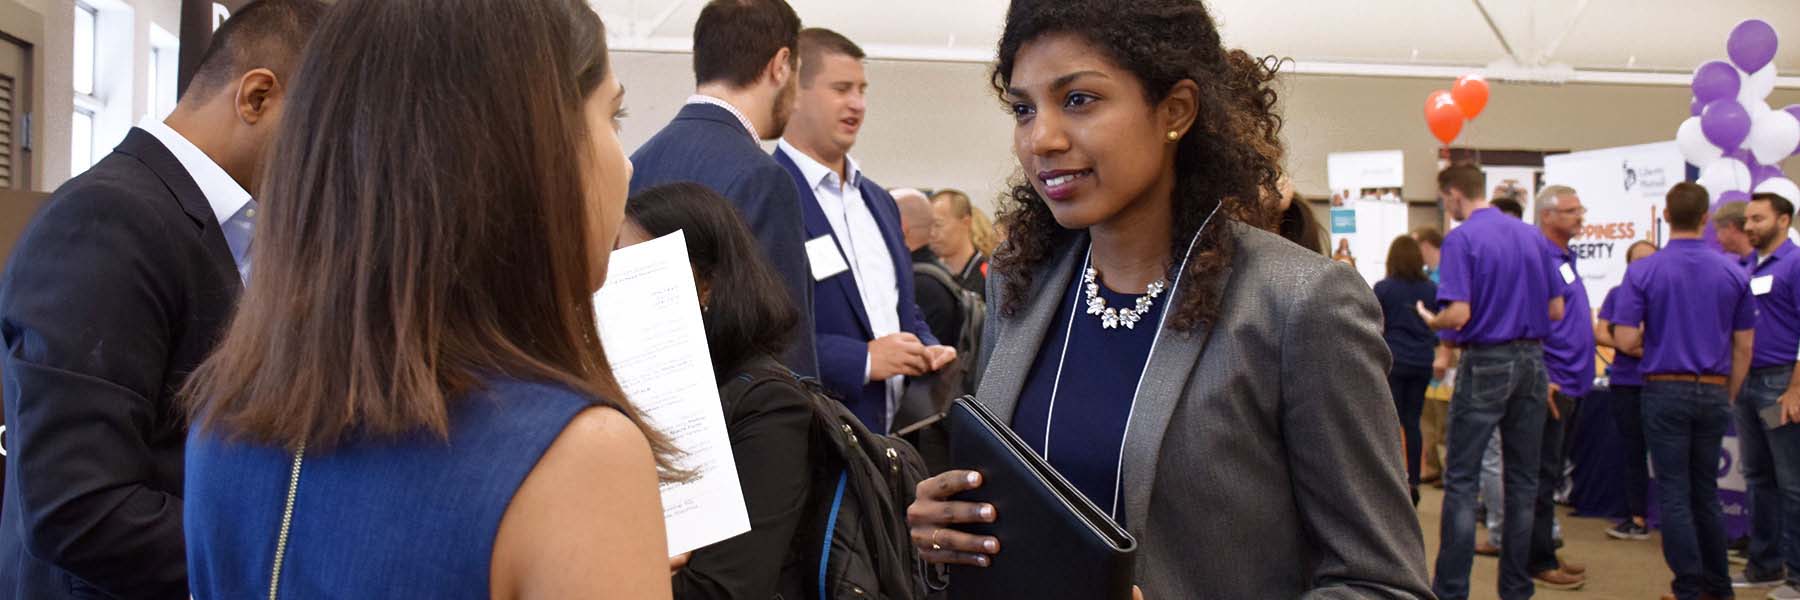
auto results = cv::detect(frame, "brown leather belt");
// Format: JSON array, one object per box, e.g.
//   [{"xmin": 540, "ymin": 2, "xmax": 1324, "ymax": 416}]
[{"xmin": 1646, "ymin": 373, "xmax": 1728, "ymax": 386}]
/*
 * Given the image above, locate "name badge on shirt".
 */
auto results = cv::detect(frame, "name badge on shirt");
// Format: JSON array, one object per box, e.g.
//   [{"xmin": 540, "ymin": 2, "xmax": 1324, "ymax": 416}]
[
  {"xmin": 1559, "ymin": 263, "xmax": 1577, "ymax": 285},
  {"xmin": 805, "ymin": 235, "xmax": 851, "ymax": 281},
  {"xmin": 1753, "ymin": 274, "xmax": 1775, "ymax": 296}
]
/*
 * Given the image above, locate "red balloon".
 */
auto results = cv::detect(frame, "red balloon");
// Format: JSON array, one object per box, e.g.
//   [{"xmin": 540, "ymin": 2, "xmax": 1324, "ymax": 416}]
[
  {"xmin": 1452, "ymin": 75, "xmax": 1490, "ymax": 120},
  {"xmin": 1425, "ymin": 90, "xmax": 1465, "ymax": 145}
]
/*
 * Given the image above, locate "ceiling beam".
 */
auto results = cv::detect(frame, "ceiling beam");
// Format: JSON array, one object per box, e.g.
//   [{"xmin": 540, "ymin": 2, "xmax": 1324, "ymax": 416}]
[
  {"xmin": 1471, "ymin": 0, "xmax": 1521, "ymax": 64},
  {"xmin": 1538, "ymin": 0, "xmax": 1591, "ymax": 65},
  {"xmin": 606, "ymin": 37, "xmax": 1800, "ymax": 89}
]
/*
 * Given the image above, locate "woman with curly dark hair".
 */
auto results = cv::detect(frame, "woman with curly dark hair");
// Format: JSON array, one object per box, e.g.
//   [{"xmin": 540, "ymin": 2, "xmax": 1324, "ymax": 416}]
[{"xmin": 903, "ymin": 1, "xmax": 1432, "ymax": 597}]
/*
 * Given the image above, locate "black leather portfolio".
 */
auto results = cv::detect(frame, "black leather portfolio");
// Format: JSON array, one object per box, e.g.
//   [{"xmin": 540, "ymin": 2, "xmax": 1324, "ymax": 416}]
[{"xmin": 946, "ymin": 397, "xmax": 1137, "ymax": 599}]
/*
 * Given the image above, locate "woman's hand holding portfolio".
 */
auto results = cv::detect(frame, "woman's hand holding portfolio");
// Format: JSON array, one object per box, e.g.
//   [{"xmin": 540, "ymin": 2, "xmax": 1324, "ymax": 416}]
[{"xmin": 906, "ymin": 470, "xmax": 999, "ymax": 567}]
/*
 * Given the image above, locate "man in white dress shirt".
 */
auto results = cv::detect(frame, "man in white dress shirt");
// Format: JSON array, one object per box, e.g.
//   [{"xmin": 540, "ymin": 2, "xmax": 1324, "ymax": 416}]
[{"xmin": 772, "ymin": 28, "xmax": 953, "ymax": 432}]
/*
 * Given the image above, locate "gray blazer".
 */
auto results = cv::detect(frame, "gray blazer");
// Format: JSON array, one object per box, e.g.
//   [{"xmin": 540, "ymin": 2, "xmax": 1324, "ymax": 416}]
[{"xmin": 975, "ymin": 223, "xmax": 1433, "ymax": 599}]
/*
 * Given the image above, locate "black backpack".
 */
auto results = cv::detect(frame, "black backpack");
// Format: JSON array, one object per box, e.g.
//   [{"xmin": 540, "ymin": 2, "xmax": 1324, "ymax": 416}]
[
  {"xmin": 723, "ymin": 368, "xmax": 934, "ymax": 600},
  {"xmin": 911, "ymin": 260, "xmax": 985, "ymax": 394}
]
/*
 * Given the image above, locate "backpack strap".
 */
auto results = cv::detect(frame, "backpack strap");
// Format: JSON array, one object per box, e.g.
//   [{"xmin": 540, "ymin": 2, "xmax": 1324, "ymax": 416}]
[
  {"xmin": 912, "ymin": 260, "xmax": 963, "ymax": 297},
  {"xmin": 818, "ymin": 470, "xmax": 849, "ymax": 600}
]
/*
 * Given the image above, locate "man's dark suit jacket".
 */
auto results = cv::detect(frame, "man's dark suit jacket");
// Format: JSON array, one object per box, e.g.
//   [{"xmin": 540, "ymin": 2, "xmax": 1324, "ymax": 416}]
[
  {"xmin": 773, "ymin": 148, "xmax": 937, "ymax": 433},
  {"xmin": 629, "ymin": 103, "xmax": 817, "ymax": 377},
  {"xmin": 0, "ymin": 128, "xmax": 241, "ymax": 599}
]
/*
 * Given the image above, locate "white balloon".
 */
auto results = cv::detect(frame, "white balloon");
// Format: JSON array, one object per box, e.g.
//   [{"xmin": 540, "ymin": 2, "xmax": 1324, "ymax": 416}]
[
  {"xmin": 1749, "ymin": 109, "xmax": 1800, "ymax": 165},
  {"xmin": 1678, "ymin": 117, "xmax": 1725, "ymax": 165},
  {"xmin": 1699, "ymin": 157, "xmax": 1753, "ymax": 199},
  {"xmin": 1738, "ymin": 65, "xmax": 1778, "ymax": 109},
  {"xmin": 1757, "ymin": 177, "xmax": 1800, "ymax": 204}
]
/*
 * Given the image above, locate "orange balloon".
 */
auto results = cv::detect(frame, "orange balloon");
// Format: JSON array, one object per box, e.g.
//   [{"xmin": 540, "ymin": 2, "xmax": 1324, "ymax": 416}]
[
  {"xmin": 1425, "ymin": 90, "xmax": 1465, "ymax": 146},
  {"xmin": 1452, "ymin": 75, "xmax": 1490, "ymax": 120}
]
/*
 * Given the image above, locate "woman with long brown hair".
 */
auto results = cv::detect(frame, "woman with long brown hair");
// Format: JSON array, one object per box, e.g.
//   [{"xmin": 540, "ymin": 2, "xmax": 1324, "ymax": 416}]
[
  {"xmin": 180, "ymin": 0, "xmax": 673, "ymax": 597},
  {"xmin": 903, "ymin": 0, "xmax": 1429, "ymax": 597}
]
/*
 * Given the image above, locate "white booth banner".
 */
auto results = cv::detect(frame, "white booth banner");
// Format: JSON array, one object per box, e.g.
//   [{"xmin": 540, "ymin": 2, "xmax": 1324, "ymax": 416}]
[
  {"xmin": 1327, "ymin": 150, "xmax": 1407, "ymax": 285},
  {"xmin": 1542, "ymin": 141, "xmax": 1684, "ymax": 311}
]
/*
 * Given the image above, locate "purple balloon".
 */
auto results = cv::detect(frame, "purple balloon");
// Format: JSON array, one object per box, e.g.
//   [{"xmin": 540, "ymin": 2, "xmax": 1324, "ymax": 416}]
[
  {"xmin": 1703, "ymin": 99, "xmax": 1752, "ymax": 151},
  {"xmin": 1719, "ymin": 190, "xmax": 1753, "ymax": 204},
  {"xmin": 1693, "ymin": 61, "xmax": 1742, "ymax": 103},
  {"xmin": 1729, "ymin": 19, "xmax": 1779, "ymax": 73},
  {"xmin": 1692, "ymin": 97, "xmax": 1703, "ymax": 116}
]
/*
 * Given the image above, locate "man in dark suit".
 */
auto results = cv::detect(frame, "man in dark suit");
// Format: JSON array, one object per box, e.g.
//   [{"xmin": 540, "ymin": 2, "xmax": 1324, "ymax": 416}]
[
  {"xmin": 629, "ymin": 0, "xmax": 817, "ymax": 377},
  {"xmin": 0, "ymin": 2, "xmax": 324, "ymax": 597},
  {"xmin": 772, "ymin": 28, "xmax": 953, "ymax": 433}
]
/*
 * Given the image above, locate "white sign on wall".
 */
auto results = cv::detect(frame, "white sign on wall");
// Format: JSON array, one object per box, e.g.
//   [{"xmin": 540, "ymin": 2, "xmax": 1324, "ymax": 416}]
[{"xmin": 1482, "ymin": 166, "xmax": 1540, "ymax": 218}]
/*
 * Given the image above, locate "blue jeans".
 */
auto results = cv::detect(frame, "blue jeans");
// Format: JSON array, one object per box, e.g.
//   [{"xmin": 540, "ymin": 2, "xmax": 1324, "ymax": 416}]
[
  {"xmin": 1481, "ymin": 428, "xmax": 1564, "ymax": 548},
  {"xmin": 1739, "ymin": 365, "xmax": 1800, "ymax": 585},
  {"xmin": 1643, "ymin": 381, "xmax": 1734, "ymax": 599},
  {"xmin": 1433, "ymin": 342, "xmax": 1548, "ymax": 600},
  {"xmin": 1483, "ymin": 431, "xmax": 1505, "ymax": 545}
]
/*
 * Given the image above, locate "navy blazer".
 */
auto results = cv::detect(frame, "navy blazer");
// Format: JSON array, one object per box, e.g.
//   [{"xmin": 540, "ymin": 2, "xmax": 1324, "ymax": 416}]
[
  {"xmin": 773, "ymin": 148, "xmax": 936, "ymax": 433},
  {"xmin": 629, "ymin": 103, "xmax": 818, "ymax": 377},
  {"xmin": 0, "ymin": 129, "xmax": 241, "ymax": 599}
]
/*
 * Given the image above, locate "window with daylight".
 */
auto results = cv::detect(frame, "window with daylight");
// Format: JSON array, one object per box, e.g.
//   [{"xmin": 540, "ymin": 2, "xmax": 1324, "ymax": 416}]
[
  {"xmin": 72, "ymin": 2, "xmax": 103, "ymax": 177},
  {"xmin": 72, "ymin": 109, "xmax": 94, "ymax": 176},
  {"xmin": 73, "ymin": 3, "xmax": 96, "ymax": 96}
]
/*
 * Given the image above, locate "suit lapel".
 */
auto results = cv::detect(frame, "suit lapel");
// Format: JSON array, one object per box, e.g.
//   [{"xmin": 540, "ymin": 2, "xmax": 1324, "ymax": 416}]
[
  {"xmin": 114, "ymin": 128, "xmax": 241, "ymax": 290},
  {"xmin": 1119, "ymin": 245, "xmax": 1234, "ymax": 530},
  {"xmin": 974, "ymin": 234, "xmax": 1086, "ymax": 426},
  {"xmin": 772, "ymin": 149, "xmax": 874, "ymax": 337}
]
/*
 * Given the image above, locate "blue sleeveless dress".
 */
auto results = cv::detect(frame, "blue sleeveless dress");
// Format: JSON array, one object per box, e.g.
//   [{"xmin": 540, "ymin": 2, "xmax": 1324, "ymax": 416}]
[{"xmin": 185, "ymin": 378, "xmax": 596, "ymax": 598}]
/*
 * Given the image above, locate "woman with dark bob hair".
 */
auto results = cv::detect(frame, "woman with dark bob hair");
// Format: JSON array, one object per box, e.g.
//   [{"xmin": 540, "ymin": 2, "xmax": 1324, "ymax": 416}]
[
  {"xmin": 904, "ymin": 0, "xmax": 1432, "ymax": 597},
  {"xmin": 617, "ymin": 182, "xmax": 815, "ymax": 599}
]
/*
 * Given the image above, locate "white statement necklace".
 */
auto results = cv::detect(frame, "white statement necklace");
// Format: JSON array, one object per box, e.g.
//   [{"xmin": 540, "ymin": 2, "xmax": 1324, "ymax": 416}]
[{"xmin": 1082, "ymin": 268, "xmax": 1167, "ymax": 330}]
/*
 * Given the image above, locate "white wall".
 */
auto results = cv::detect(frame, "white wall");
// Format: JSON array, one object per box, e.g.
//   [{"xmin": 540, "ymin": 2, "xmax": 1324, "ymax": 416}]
[
  {"xmin": 619, "ymin": 48, "xmax": 1800, "ymax": 222},
  {"xmin": 612, "ymin": 50, "xmax": 1018, "ymax": 213}
]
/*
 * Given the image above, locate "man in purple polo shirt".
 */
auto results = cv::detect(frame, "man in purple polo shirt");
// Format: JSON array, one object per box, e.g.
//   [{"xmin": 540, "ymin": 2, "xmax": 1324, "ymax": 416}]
[
  {"xmin": 1528, "ymin": 185, "xmax": 1594, "ymax": 590},
  {"xmin": 1418, "ymin": 164, "xmax": 1568, "ymax": 600},
  {"xmin": 1735, "ymin": 192, "xmax": 1800, "ymax": 597},
  {"xmin": 1615, "ymin": 182, "xmax": 1758, "ymax": 600}
]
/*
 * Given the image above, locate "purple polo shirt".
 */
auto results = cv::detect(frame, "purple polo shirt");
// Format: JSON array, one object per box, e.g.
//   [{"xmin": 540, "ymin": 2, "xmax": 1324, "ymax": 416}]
[
  {"xmin": 1543, "ymin": 246, "xmax": 1595, "ymax": 396},
  {"xmin": 1612, "ymin": 238, "xmax": 1757, "ymax": 376},
  {"xmin": 1748, "ymin": 241, "xmax": 1800, "ymax": 369},
  {"xmin": 1436, "ymin": 208, "xmax": 1568, "ymax": 345},
  {"xmin": 1598, "ymin": 287, "xmax": 1643, "ymax": 386}
]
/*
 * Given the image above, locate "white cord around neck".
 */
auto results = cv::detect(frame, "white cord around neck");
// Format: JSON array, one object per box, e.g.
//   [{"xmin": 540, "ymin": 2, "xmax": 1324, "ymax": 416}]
[{"xmin": 1040, "ymin": 201, "xmax": 1224, "ymax": 518}]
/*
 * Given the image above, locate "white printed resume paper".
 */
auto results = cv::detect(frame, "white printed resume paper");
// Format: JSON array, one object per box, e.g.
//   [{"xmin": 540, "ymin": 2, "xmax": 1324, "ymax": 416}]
[{"xmin": 594, "ymin": 231, "xmax": 750, "ymax": 557}]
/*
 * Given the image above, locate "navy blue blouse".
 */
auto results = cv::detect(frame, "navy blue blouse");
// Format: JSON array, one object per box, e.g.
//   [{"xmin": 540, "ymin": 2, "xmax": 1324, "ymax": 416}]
[
  {"xmin": 1373, "ymin": 277, "xmax": 1438, "ymax": 370},
  {"xmin": 1011, "ymin": 266, "xmax": 1169, "ymax": 526}
]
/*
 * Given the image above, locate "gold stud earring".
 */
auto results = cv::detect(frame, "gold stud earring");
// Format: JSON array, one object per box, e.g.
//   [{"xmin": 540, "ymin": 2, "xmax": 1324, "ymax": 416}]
[{"xmin": 1167, "ymin": 130, "xmax": 1180, "ymax": 142}]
